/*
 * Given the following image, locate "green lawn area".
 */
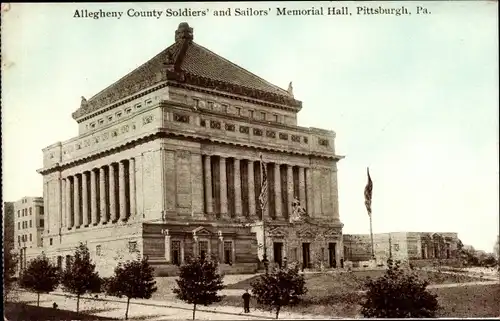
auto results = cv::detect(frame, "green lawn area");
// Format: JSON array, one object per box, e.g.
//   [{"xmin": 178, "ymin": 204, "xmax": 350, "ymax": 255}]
[
  {"xmin": 217, "ymin": 270, "xmax": 494, "ymax": 318},
  {"xmin": 4, "ymin": 302, "xmax": 116, "ymax": 321}
]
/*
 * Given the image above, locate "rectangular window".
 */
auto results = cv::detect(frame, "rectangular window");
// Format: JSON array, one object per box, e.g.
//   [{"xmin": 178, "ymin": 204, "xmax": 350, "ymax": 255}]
[
  {"xmin": 273, "ymin": 114, "xmax": 278, "ymax": 122},
  {"xmin": 128, "ymin": 241, "xmax": 138, "ymax": 253},
  {"xmin": 199, "ymin": 240, "xmax": 209, "ymax": 260},
  {"xmin": 50, "ymin": 238, "xmax": 53, "ymax": 246},
  {"xmin": 249, "ymin": 110, "xmax": 254, "ymax": 119},
  {"xmin": 17, "ymin": 210, "xmax": 20, "ymax": 218},
  {"xmin": 40, "ymin": 219, "xmax": 44, "ymax": 228},
  {"xmin": 18, "ymin": 222, "xmax": 20, "ymax": 230},
  {"xmin": 96, "ymin": 245, "xmax": 102, "ymax": 256},
  {"xmin": 260, "ymin": 112, "xmax": 266, "ymax": 120},
  {"xmin": 29, "ymin": 220, "xmax": 32, "ymax": 228},
  {"xmin": 40, "ymin": 207, "xmax": 44, "ymax": 215},
  {"xmin": 221, "ymin": 104, "xmax": 229, "ymax": 113},
  {"xmin": 172, "ymin": 240, "xmax": 181, "ymax": 266},
  {"xmin": 207, "ymin": 101, "xmax": 214, "ymax": 110},
  {"xmin": 235, "ymin": 107, "xmax": 241, "ymax": 115},
  {"xmin": 18, "ymin": 235, "xmax": 20, "ymax": 243},
  {"xmin": 224, "ymin": 241, "xmax": 233, "ymax": 264},
  {"xmin": 29, "ymin": 234, "xmax": 32, "ymax": 242},
  {"xmin": 192, "ymin": 98, "xmax": 199, "ymax": 108}
]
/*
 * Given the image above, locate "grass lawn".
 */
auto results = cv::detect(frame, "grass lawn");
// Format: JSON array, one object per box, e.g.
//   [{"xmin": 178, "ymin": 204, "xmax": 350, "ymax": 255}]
[
  {"xmin": 432, "ymin": 284, "xmax": 500, "ymax": 317},
  {"xmin": 4, "ymin": 302, "xmax": 116, "ymax": 321},
  {"xmin": 216, "ymin": 270, "xmax": 493, "ymax": 318}
]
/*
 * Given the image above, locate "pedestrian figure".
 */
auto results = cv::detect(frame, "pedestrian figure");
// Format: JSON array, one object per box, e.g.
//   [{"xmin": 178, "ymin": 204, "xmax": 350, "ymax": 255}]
[
  {"xmin": 242, "ymin": 289, "xmax": 251, "ymax": 313},
  {"xmin": 52, "ymin": 302, "xmax": 58, "ymax": 309}
]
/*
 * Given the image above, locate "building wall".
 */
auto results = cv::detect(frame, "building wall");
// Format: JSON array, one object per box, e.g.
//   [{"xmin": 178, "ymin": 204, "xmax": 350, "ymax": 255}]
[{"xmin": 3, "ymin": 202, "xmax": 15, "ymax": 252}]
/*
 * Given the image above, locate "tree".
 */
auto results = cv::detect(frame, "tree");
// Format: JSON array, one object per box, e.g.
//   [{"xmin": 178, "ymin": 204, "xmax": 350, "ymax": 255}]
[
  {"xmin": 361, "ymin": 259, "xmax": 439, "ymax": 318},
  {"xmin": 105, "ymin": 257, "xmax": 158, "ymax": 320},
  {"xmin": 250, "ymin": 264, "xmax": 307, "ymax": 319},
  {"xmin": 19, "ymin": 253, "xmax": 60, "ymax": 306},
  {"xmin": 3, "ymin": 248, "xmax": 18, "ymax": 299},
  {"xmin": 173, "ymin": 256, "xmax": 225, "ymax": 320},
  {"xmin": 61, "ymin": 242, "xmax": 101, "ymax": 313}
]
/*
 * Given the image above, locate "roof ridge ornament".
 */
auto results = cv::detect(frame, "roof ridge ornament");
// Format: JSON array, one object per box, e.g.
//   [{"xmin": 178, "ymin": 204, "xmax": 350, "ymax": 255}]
[
  {"xmin": 175, "ymin": 22, "xmax": 193, "ymax": 42},
  {"xmin": 80, "ymin": 96, "xmax": 89, "ymax": 109},
  {"xmin": 288, "ymin": 81, "xmax": 294, "ymax": 97}
]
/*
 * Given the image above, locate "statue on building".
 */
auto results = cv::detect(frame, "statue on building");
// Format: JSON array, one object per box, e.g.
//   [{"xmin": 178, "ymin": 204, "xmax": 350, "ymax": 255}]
[{"xmin": 290, "ymin": 197, "xmax": 308, "ymax": 223}]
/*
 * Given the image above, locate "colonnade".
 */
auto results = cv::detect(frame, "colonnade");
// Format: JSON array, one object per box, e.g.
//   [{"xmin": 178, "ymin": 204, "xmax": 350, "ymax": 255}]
[
  {"xmin": 202, "ymin": 155, "xmax": 311, "ymax": 220},
  {"xmin": 63, "ymin": 158, "xmax": 136, "ymax": 229}
]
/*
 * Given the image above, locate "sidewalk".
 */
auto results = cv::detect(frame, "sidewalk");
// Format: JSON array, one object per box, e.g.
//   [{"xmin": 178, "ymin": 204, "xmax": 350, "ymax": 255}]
[{"xmin": 13, "ymin": 290, "xmax": 335, "ymax": 320}]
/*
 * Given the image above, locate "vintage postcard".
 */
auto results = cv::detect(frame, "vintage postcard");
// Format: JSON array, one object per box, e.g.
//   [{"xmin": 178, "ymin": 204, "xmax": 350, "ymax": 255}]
[{"xmin": 2, "ymin": 1, "xmax": 498, "ymax": 320}]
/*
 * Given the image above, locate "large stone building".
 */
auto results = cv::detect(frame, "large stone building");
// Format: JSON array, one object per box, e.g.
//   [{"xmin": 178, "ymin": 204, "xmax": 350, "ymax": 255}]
[
  {"xmin": 343, "ymin": 232, "xmax": 461, "ymax": 267},
  {"xmin": 13, "ymin": 197, "xmax": 45, "ymax": 273},
  {"xmin": 37, "ymin": 23, "xmax": 344, "ymax": 276}
]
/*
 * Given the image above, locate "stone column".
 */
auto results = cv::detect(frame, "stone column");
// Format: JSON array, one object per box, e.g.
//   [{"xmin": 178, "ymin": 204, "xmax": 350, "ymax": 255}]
[
  {"xmin": 219, "ymin": 157, "xmax": 229, "ymax": 219},
  {"xmin": 287, "ymin": 165, "xmax": 294, "ymax": 219},
  {"xmin": 162, "ymin": 229, "xmax": 171, "ymax": 263},
  {"xmin": 247, "ymin": 160, "xmax": 256, "ymax": 219},
  {"xmin": 274, "ymin": 163, "xmax": 282, "ymax": 219},
  {"xmin": 99, "ymin": 167, "xmax": 107, "ymax": 224},
  {"xmin": 234, "ymin": 158, "xmax": 243, "ymax": 218},
  {"xmin": 90, "ymin": 170, "xmax": 98, "ymax": 225},
  {"xmin": 298, "ymin": 167, "xmax": 306, "ymax": 208},
  {"xmin": 129, "ymin": 158, "xmax": 136, "ymax": 218},
  {"xmin": 203, "ymin": 155, "xmax": 213, "ymax": 216},
  {"xmin": 218, "ymin": 232, "xmax": 224, "ymax": 262},
  {"xmin": 65, "ymin": 177, "xmax": 72, "ymax": 229},
  {"xmin": 73, "ymin": 174, "xmax": 81, "ymax": 229},
  {"xmin": 305, "ymin": 167, "xmax": 314, "ymax": 217},
  {"xmin": 109, "ymin": 164, "xmax": 117, "ymax": 222},
  {"xmin": 119, "ymin": 161, "xmax": 127, "ymax": 221},
  {"xmin": 82, "ymin": 172, "xmax": 89, "ymax": 227}
]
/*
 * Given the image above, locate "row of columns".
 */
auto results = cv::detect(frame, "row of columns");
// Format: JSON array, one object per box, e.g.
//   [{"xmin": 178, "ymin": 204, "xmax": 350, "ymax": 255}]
[
  {"xmin": 203, "ymin": 155, "xmax": 309, "ymax": 220},
  {"xmin": 63, "ymin": 158, "xmax": 136, "ymax": 229}
]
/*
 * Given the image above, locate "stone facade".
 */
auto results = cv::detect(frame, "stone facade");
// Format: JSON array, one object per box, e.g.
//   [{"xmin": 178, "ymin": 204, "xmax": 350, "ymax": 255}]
[
  {"xmin": 36, "ymin": 23, "xmax": 344, "ymax": 276},
  {"xmin": 343, "ymin": 232, "xmax": 461, "ymax": 267}
]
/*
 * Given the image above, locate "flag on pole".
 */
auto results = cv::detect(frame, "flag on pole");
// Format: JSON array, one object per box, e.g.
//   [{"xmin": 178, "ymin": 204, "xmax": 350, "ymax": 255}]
[
  {"xmin": 258, "ymin": 153, "xmax": 268, "ymax": 212},
  {"xmin": 364, "ymin": 167, "xmax": 373, "ymax": 216}
]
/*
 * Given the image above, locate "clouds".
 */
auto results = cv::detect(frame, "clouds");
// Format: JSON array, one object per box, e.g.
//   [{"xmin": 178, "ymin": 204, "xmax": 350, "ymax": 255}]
[{"xmin": 2, "ymin": 2, "xmax": 498, "ymax": 251}]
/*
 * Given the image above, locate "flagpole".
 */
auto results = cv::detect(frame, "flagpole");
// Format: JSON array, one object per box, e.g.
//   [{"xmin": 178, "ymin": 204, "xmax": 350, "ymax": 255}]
[
  {"xmin": 369, "ymin": 213, "xmax": 375, "ymax": 260},
  {"xmin": 260, "ymin": 153, "xmax": 269, "ymax": 274}
]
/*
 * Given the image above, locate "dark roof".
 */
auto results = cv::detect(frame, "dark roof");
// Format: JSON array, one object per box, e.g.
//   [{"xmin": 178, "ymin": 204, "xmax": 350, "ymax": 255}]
[{"xmin": 73, "ymin": 23, "xmax": 299, "ymax": 120}]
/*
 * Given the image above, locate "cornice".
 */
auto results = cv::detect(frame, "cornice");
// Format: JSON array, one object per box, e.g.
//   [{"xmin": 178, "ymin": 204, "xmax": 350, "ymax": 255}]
[
  {"xmin": 73, "ymin": 75, "xmax": 302, "ymax": 123},
  {"xmin": 38, "ymin": 129, "xmax": 343, "ymax": 175}
]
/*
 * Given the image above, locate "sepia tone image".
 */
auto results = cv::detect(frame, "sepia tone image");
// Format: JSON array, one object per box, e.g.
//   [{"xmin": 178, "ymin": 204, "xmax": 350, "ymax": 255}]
[{"xmin": 2, "ymin": 2, "xmax": 498, "ymax": 320}]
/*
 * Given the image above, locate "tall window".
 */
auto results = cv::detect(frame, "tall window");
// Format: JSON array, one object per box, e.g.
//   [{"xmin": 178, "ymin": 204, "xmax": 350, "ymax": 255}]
[
  {"xmin": 40, "ymin": 219, "xmax": 44, "ymax": 228},
  {"xmin": 29, "ymin": 207, "xmax": 32, "ymax": 215},
  {"xmin": 96, "ymin": 245, "xmax": 102, "ymax": 256},
  {"xmin": 29, "ymin": 234, "xmax": 32, "ymax": 242},
  {"xmin": 172, "ymin": 241, "xmax": 181, "ymax": 266},
  {"xmin": 199, "ymin": 240, "xmax": 209, "ymax": 260},
  {"xmin": 223, "ymin": 241, "xmax": 233, "ymax": 264},
  {"xmin": 29, "ymin": 220, "xmax": 32, "ymax": 228}
]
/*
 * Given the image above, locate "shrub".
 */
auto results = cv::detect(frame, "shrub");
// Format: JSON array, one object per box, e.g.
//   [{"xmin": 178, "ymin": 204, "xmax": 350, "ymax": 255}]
[{"xmin": 361, "ymin": 259, "xmax": 439, "ymax": 318}]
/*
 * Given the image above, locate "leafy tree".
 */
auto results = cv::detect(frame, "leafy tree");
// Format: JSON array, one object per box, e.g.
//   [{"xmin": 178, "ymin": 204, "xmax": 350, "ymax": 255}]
[
  {"xmin": 361, "ymin": 259, "xmax": 439, "ymax": 318},
  {"xmin": 173, "ymin": 256, "xmax": 225, "ymax": 320},
  {"xmin": 105, "ymin": 257, "xmax": 158, "ymax": 320},
  {"xmin": 251, "ymin": 264, "xmax": 307, "ymax": 319},
  {"xmin": 3, "ymin": 248, "xmax": 18, "ymax": 298},
  {"xmin": 18, "ymin": 253, "xmax": 60, "ymax": 306},
  {"xmin": 61, "ymin": 242, "xmax": 101, "ymax": 312}
]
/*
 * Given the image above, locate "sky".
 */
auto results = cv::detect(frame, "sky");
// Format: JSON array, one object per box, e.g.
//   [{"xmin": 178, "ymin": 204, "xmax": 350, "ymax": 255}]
[{"xmin": 2, "ymin": 2, "xmax": 498, "ymax": 252}]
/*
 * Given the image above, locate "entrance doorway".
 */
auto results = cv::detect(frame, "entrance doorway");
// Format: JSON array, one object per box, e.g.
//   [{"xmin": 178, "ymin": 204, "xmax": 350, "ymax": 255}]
[
  {"xmin": 302, "ymin": 243, "xmax": 310, "ymax": 269},
  {"xmin": 273, "ymin": 242, "xmax": 283, "ymax": 268},
  {"xmin": 329, "ymin": 243, "xmax": 337, "ymax": 268}
]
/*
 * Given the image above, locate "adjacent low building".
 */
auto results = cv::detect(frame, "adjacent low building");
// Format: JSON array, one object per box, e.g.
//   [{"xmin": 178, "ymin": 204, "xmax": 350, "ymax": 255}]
[
  {"xmin": 343, "ymin": 232, "xmax": 461, "ymax": 267},
  {"xmin": 13, "ymin": 197, "xmax": 45, "ymax": 273}
]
